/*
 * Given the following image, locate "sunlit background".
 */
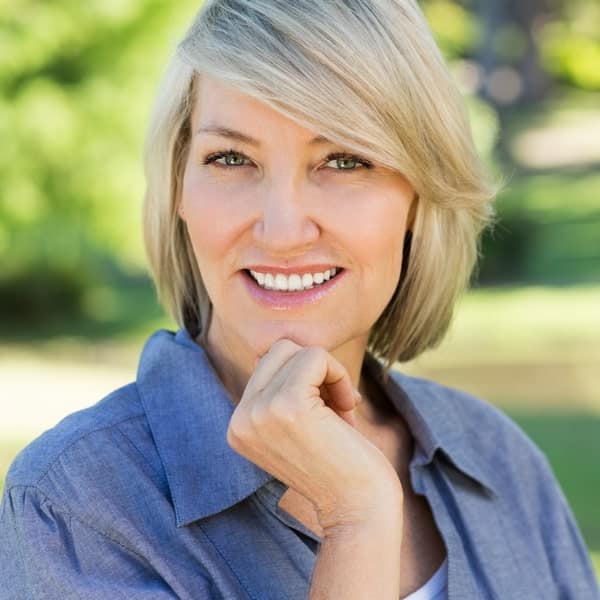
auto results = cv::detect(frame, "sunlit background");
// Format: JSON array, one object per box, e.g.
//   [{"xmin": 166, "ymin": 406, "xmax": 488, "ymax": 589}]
[{"xmin": 1, "ymin": 0, "xmax": 599, "ymax": 577}]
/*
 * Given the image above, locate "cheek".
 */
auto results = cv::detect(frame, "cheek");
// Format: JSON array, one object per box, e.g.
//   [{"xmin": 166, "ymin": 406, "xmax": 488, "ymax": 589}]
[
  {"xmin": 362, "ymin": 206, "xmax": 410, "ymax": 309},
  {"xmin": 339, "ymin": 192, "xmax": 410, "ymax": 275},
  {"xmin": 180, "ymin": 168, "xmax": 244, "ymax": 262}
]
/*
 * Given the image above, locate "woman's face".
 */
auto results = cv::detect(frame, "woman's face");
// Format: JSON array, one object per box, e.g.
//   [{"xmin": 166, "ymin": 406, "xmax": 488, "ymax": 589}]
[{"xmin": 181, "ymin": 74, "xmax": 416, "ymax": 364}]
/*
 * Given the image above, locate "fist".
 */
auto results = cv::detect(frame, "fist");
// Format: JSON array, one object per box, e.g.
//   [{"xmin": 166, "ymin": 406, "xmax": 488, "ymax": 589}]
[{"xmin": 226, "ymin": 340, "xmax": 402, "ymax": 525}]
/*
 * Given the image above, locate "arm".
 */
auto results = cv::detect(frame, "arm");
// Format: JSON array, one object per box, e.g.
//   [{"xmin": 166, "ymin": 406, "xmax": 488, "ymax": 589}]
[
  {"xmin": 309, "ymin": 483, "xmax": 404, "ymax": 600},
  {"xmin": 0, "ymin": 485, "xmax": 213, "ymax": 600},
  {"xmin": 228, "ymin": 341, "xmax": 407, "ymax": 599}
]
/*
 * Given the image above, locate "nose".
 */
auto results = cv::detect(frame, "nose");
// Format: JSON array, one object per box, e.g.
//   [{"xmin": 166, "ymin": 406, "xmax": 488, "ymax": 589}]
[{"xmin": 252, "ymin": 178, "xmax": 320, "ymax": 254}]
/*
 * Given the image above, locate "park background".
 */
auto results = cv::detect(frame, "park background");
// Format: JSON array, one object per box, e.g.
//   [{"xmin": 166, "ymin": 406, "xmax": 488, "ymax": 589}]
[{"xmin": 1, "ymin": 0, "xmax": 599, "ymax": 579}]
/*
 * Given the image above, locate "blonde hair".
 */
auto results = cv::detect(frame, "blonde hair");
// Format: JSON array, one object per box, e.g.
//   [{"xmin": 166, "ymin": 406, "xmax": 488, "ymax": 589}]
[{"xmin": 143, "ymin": 0, "xmax": 499, "ymax": 373}]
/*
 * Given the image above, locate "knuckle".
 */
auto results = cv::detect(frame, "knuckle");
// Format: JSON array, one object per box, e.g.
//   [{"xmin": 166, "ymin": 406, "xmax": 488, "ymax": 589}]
[
  {"xmin": 227, "ymin": 410, "xmax": 251, "ymax": 446},
  {"xmin": 226, "ymin": 419, "xmax": 241, "ymax": 449},
  {"xmin": 270, "ymin": 394, "xmax": 295, "ymax": 424},
  {"xmin": 271, "ymin": 338, "xmax": 300, "ymax": 354},
  {"xmin": 270, "ymin": 387, "xmax": 305, "ymax": 424},
  {"xmin": 249, "ymin": 402, "xmax": 268, "ymax": 428},
  {"xmin": 306, "ymin": 345, "xmax": 325, "ymax": 358},
  {"xmin": 303, "ymin": 345, "xmax": 326, "ymax": 363},
  {"xmin": 226, "ymin": 431, "xmax": 237, "ymax": 450}
]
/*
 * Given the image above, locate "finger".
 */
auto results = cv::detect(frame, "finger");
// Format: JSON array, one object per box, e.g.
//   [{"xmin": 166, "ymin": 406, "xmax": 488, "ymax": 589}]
[
  {"xmin": 244, "ymin": 338, "xmax": 303, "ymax": 397},
  {"xmin": 340, "ymin": 408, "xmax": 357, "ymax": 428},
  {"xmin": 317, "ymin": 350, "xmax": 358, "ymax": 414},
  {"xmin": 320, "ymin": 385, "xmax": 362, "ymax": 418},
  {"xmin": 276, "ymin": 347, "xmax": 357, "ymax": 414},
  {"xmin": 323, "ymin": 399, "xmax": 359, "ymax": 430}
]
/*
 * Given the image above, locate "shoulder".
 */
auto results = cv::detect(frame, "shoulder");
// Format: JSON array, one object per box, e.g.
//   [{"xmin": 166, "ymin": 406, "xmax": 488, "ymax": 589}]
[
  {"xmin": 389, "ymin": 371, "xmax": 600, "ymax": 595},
  {"xmin": 389, "ymin": 370, "xmax": 554, "ymax": 493},
  {"xmin": 391, "ymin": 369, "xmax": 540, "ymax": 452},
  {"xmin": 4, "ymin": 382, "xmax": 162, "ymax": 501}
]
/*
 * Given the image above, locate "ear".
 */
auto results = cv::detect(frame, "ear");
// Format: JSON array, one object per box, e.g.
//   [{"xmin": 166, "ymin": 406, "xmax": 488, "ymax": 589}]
[{"xmin": 177, "ymin": 203, "xmax": 186, "ymax": 221}]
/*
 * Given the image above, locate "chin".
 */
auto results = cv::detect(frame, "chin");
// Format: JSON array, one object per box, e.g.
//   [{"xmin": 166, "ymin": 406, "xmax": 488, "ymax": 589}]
[{"xmin": 245, "ymin": 320, "xmax": 342, "ymax": 355}]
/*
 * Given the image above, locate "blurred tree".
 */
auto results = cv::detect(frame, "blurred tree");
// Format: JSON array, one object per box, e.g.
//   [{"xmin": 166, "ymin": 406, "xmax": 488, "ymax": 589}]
[
  {"xmin": 476, "ymin": 0, "xmax": 552, "ymax": 107},
  {"xmin": 1, "ymin": 1, "xmax": 599, "ymax": 334},
  {"xmin": 539, "ymin": 0, "xmax": 600, "ymax": 90},
  {"xmin": 422, "ymin": 0, "xmax": 600, "ymax": 288},
  {"xmin": 0, "ymin": 1, "xmax": 199, "ymax": 327}
]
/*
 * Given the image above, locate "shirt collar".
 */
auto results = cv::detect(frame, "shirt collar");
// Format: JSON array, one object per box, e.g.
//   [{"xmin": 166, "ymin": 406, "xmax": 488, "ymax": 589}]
[
  {"xmin": 363, "ymin": 353, "xmax": 498, "ymax": 497},
  {"xmin": 136, "ymin": 329, "xmax": 274, "ymax": 527},
  {"xmin": 136, "ymin": 329, "xmax": 497, "ymax": 527}
]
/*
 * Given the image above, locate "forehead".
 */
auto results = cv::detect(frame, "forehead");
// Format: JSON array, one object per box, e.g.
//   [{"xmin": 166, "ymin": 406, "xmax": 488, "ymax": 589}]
[
  {"xmin": 191, "ymin": 74, "xmax": 320, "ymax": 142},
  {"xmin": 193, "ymin": 75, "xmax": 259, "ymax": 115}
]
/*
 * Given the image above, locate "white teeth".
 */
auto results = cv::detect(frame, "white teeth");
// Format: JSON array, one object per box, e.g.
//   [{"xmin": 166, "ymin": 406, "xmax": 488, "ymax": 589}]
[
  {"xmin": 249, "ymin": 268, "xmax": 340, "ymax": 291},
  {"xmin": 254, "ymin": 271, "xmax": 266, "ymax": 286},
  {"xmin": 302, "ymin": 273, "xmax": 313, "ymax": 288},
  {"xmin": 288, "ymin": 274, "xmax": 302, "ymax": 291},
  {"xmin": 274, "ymin": 274, "xmax": 288, "ymax": 291}
]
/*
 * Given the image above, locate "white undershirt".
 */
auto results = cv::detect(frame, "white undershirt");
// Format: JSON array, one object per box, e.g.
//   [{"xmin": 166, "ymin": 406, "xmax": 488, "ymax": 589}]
[{"xmin": 403, "ymin": 557, "xmax": 448, "ymax": 600}]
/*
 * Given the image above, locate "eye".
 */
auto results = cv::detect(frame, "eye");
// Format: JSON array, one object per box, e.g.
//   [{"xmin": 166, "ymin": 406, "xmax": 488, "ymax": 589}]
[
  {"xmin": 203, "ymin": 149, "xmax": 253, "ymax": 168},
  {"xmin": 323, "ymin": 153, "xmax": 373, "ymax": 172}
]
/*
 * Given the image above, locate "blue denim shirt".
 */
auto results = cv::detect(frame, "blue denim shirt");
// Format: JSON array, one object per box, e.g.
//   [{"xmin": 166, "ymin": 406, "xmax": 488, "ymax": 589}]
[{"xmin": 1, "ymin": 329, "xmax": 598, "ymax": 599}]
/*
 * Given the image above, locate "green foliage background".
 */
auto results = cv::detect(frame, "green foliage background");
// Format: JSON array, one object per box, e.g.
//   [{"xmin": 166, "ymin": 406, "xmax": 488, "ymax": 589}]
[
  {"xmin": 1, "ymin": 0, "xmax": 599, "ymax": 334},
  {"xmin": 0, "ymin": 1, "xmax": 199, "ymax": 329}
]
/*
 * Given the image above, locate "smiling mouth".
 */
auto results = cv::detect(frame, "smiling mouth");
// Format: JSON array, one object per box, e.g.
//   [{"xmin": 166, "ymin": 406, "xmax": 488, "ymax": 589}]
[{"xmin": 244, "ymin": 268, "xmax": 342, "ymax": 292}]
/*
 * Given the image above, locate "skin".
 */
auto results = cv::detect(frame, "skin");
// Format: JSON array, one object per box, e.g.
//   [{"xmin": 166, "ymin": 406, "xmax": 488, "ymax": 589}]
[
  {"xmin": 179, "ymin": 74, "xmax": 420, "ymax": 598},
  {"xmin": 180, "ymin": 74, "xmax": 416, "ymax": 400}
]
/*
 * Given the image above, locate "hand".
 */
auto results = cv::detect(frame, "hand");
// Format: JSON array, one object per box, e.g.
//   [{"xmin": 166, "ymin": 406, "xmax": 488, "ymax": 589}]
[{"xmin": 226, "ymin": 339, "xmax": 403, "ymax": 530}]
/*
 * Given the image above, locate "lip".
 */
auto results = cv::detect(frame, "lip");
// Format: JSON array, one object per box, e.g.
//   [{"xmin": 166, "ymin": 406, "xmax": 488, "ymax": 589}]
[{"xmin": 240, "ymin": 268, "xmax": 346, "ymax": 311}]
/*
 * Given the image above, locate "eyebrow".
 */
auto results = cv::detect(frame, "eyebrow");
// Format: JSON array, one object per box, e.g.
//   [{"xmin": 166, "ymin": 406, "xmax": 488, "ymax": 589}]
[{"xmin": 196, "ymin": 125, "xmax": 331, "ymax": 147}]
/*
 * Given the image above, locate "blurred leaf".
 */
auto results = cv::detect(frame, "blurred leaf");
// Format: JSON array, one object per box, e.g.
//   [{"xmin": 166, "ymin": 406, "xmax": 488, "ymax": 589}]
[
  {"xmin": 539, "ymin": 10, "xmax": 600, "ymax": 90},
  {"xmin": 493, "ymin": 24, "xmax": 528, "ymax": 63},
  {"xmin": 422, "ymin": 0, "xmax": 480, "ymax": 58}
]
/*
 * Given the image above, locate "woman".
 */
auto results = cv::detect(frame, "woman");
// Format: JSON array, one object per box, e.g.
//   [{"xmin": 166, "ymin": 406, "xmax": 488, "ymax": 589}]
[{"xmin": 1, "ymin": 1, "xmax": 598, "ymax": 598}]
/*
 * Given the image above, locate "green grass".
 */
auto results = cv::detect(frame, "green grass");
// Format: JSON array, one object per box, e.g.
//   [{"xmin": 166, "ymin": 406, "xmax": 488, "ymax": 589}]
[
  {"xmin": 460, "ymin": 284, "xmax": 600, "ymax": 344},
  {"xmin": 405, "ymin": 285, "xmax": 600, "ymax": 412},
  {"xmin": 436, "ymin": 284, "xmax": 600, "ymax": 366},
  {"xmin": 592, "ymin": 552, "xmax": 600, "ymax": 577}
]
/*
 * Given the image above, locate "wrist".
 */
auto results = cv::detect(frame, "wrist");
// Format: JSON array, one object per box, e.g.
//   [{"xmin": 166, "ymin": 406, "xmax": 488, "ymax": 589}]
[{"xmin": 317, "ymin": 478, "xmax": 404, "ymax": 534}]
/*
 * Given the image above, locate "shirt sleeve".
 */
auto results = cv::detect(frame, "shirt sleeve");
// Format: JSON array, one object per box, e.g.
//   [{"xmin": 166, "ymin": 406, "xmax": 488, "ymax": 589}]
[
  {"xmin": 534, "ymin": 452, "xmax": 600, "ymax": 599},
  {"xmin": 0, "ymin": 485, "xmax": 214, "ymax": 600}
]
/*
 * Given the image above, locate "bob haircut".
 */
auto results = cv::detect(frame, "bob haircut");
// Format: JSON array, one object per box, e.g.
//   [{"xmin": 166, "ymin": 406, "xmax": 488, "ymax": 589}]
[{"xmin": 143, "ymin": 0, "xmax": 499, "ymax": 374}]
